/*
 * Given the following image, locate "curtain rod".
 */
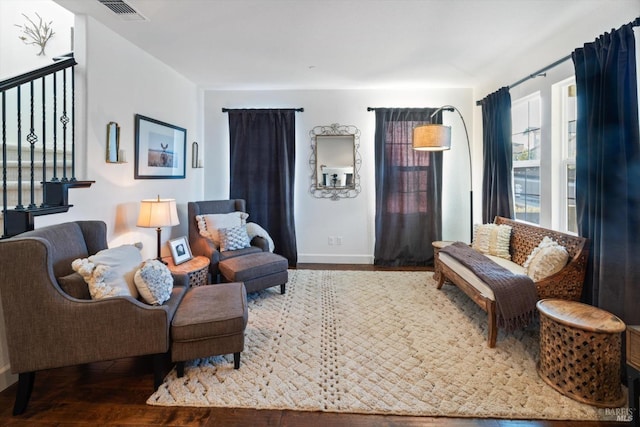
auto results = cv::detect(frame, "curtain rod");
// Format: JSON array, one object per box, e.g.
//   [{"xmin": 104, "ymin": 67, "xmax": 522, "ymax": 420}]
[
  {"xmin": 367, "ymin": 107, "xmax": 435, "ymax": 111},
  {"xmin": 476, "ymin": 16, "xmax": 640, "ymax": 106},
  {"xmin": 221, "ymin": 107, "xmax": 304, "ymax": 112},
  {"xmin": 474, "ymin": 54, "xmax": 571, "ymax": 106}
]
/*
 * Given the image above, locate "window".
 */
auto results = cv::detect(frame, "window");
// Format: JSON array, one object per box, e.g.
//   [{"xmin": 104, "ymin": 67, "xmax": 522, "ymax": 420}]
[
  {"xmin": 512, "ymin": 93, "xmax": 541, "ymax": 224},
  {"xmin": 385, "ymin": 121, "xmax": 432, "ymax": 213},
  {"xmin": 560, "ymin": 79, "xmax": 577, "ymax": 233}
]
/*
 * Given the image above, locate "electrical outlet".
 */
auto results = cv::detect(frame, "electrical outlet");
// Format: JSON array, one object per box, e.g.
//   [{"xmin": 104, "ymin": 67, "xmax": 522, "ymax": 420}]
[
  {"xmin": 328, "ymin": 236, "xmax": 334, "ymax": 245},
  {"xmin": 336, "ymin": 236, "xmax": 343, "ymax": 245}
]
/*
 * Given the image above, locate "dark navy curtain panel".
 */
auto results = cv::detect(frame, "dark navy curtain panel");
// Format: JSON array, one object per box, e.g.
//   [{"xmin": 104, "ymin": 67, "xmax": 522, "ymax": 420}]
[
  {"xmin": 228, "ymin": 109, "xmax": 298, "ymax": 267},
  {"xmin": 572, "ymin": 22, "xmax": 640, "ymax": 325},
  {"xmin": 480, "ymin": 87, "xmax": 514, "ymax": 223},
  {"xmin": 373, "ymin": 108, "xmax": 442, "ymax": 266}
]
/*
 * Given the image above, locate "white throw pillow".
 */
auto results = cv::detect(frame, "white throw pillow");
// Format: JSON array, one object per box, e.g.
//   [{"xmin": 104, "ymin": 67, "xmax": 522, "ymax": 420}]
[
  {"xmin": 72, "ymin": 245, "xmax": 142, "ymax": 300},
  {"xmin": 134, "ymin": 259, "xmax": 173, "ymax": 305},
  {"xmin": 195, "ymin": 212, "xmax": 249, "ymax": 248},
  {"xmin": 523, "ymin": 236, "xmax": 570, "ymax": 281},
  {"xmin": 219, "ymin": 225, "xmax": 252, "ymax": 252},
  {"xmin": 472, "ymin": 224, "xmax": 512, "ymax": 260}
]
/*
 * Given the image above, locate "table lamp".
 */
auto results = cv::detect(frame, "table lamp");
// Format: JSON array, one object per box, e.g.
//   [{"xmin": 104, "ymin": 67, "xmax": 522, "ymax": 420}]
[{"xmin": 136, "ymin": 195, "xmax": 179, "ymax": 262}]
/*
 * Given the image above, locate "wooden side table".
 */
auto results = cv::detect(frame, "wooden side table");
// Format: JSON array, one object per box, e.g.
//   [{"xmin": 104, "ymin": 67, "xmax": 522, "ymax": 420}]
[
  {"xmin": 537, "ymin": 299, "xmax": 626, "ymax": 408},
  {"xmin": 163, "ymin": 256, "xmax": 210, "ymax": 287},
  {"xmin": 432, "ymin": 241, "xmax": 453, "ymax": 283},
  {"xmin": 627, "ymin": 326, "xmax": 640, "ymax": 427}
]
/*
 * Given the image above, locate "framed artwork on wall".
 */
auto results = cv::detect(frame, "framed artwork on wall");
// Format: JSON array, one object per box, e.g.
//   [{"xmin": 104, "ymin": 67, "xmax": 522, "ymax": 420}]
[
  {"xmin": 134, "ymin": 114, "xmax": 187, "ymax": 179},
  {"xmin": 168, "ymin": 236, "xmax": 193, "ymax": 265}
]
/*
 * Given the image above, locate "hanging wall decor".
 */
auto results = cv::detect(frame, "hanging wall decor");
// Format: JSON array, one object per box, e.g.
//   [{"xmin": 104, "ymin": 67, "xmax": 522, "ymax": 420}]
[
  {"xmin": 15, "ymin": 13, "xmax": 55, "ymax": 56},
  {"xmin": 192, "ymin": 141, "xmax": 203, "ymax": 168},
  {"xmin": 134, "ymin": 114, "xmax": 187, "ymax": 179},
  {"xmin": 309, "ymin": 123, "xmax": 361, "ymax": 200}
]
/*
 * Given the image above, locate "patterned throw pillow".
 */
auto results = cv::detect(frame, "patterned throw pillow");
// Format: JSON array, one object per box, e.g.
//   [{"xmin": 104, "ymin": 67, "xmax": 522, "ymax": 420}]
[
  {"xmin": 523, "ymin": 236, "xmax": 569, "ymax": 281},
  {"xmin": 134, "ymin": 259, "xmax": 173, "ymax": 305},
  {"xmin": 195, "ymin": 212, "xmax": 249, "ymax": 248},
  {"xmin": 472, "ymin": 224, "xmax": 512, "ymax": 260},
  {"xmin": 219, "ymin": 225, "xmax": 252, "ymax": 252}
]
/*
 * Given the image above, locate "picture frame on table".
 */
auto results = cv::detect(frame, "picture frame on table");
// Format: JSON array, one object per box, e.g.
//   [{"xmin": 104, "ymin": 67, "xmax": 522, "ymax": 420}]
[
  {"xmin": 134, "ymin": 114, "xmax": 186, "ymax": 179},
  {"xmin": 168, "ymin": 236, "xmax": 193, "ymax": 265}
]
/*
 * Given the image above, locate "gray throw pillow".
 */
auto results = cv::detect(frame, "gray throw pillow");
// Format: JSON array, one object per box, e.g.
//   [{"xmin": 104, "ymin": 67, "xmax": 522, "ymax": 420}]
[{"xmin": 219, "ymin": 225, "xmax": 251, "ymax": 252}]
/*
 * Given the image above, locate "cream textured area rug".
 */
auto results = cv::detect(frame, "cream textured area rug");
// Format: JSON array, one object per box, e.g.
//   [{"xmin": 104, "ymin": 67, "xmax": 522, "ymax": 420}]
[{"xmin": 148, "ymin": 270, "xmax": 619, "ymax": 420}]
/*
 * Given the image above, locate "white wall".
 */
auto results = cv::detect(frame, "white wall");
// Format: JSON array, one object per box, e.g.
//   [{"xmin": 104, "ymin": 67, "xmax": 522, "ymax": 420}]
[
  {"xmin": 0, "ymin": 13, "xmax": 203, "ymax": 391},
  {"xmin": 0, "ymin": 0, "xmax": 74, "ymax": 79},
  {"xmin": 204, "ymin": 88, "xmax": 474, "ymax": 264},
  {"xmin": 36, "ymin": 14, "xmax": 204, "ymax": 256}
]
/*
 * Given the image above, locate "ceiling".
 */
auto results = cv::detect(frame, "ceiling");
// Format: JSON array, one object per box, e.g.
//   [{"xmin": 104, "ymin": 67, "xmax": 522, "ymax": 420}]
[{"xmin": 53, "ymin": 0, "xmax": 639, "ymax": 90}]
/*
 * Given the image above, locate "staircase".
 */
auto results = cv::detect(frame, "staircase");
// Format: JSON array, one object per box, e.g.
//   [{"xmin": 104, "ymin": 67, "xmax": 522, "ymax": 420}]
[{"xmin": 1, "ymin": 54, "xmax": 93, "ymax": 238}]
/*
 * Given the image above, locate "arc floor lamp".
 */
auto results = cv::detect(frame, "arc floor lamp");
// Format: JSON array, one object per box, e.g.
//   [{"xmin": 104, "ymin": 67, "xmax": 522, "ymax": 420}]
[{"xmin": 412, "ymin": 105, "xmax": 473, "ymax": 242}]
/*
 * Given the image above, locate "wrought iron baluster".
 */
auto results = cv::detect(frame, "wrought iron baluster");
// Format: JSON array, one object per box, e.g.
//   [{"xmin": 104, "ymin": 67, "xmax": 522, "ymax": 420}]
[
  {"xmin": 15, "ymin": 86, "xmax": 23, "ymax": 210},
  {"xmin": 2, "ymin": 92, "xmax": 7, "ymax": 236},
  {"xmin": 41, "ymin": 76, "xmax": 47, "ymax": 207},
  {"xmin": 27, "ymin": 81, "xmax": 37, "ymax": 209},
  {"xmin": 51, "ymin": 72, "xmax": 58, "ymax": 181},
  {"xmin": 60, "ymin": 69, "xmax": 69, "ymax": 182},
  {"xmin": 71, "ymin": 66, "xmax": 76, "ymax": 181}
]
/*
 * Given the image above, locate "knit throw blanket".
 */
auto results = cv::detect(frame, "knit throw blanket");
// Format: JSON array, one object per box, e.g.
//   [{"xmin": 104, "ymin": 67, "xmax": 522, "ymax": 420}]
[{"xmin": 440, "ymin": 242, "xmax": 538, "ymax": 331}]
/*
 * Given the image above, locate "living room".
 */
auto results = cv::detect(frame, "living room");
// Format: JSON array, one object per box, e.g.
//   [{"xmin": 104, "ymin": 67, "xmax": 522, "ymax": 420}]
[{"xmin": 0, "ymin": 0, "xmax": 639, "ymax": 424}]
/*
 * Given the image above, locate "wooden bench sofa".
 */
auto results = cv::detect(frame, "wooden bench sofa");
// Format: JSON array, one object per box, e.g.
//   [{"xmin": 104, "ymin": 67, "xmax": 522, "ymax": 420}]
[{"xmin": 435, "ymin": 216, "xmax": 589, "ymax": 348}]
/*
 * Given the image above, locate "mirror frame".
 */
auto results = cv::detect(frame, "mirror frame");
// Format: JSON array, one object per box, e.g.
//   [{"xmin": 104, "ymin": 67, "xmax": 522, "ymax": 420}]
[
  {"xmin": 106, "ymin": 121, "xmax": 120, "ymax": 163},
  {"xmin": 309, "ymin": 123, "xmax": 361, "ymax": 200}
]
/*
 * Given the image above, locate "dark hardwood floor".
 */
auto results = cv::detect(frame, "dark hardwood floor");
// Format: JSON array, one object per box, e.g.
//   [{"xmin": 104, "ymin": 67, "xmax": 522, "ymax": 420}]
[{"xmin": 0, "ymin": 264, "xmax": 627, "ymax": 426}]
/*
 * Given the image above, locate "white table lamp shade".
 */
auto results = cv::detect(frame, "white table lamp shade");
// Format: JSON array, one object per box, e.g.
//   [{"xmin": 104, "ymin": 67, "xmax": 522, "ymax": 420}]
[{"xmin": 137, "ymin": 198, "xmax": 179, "ymax": 228}]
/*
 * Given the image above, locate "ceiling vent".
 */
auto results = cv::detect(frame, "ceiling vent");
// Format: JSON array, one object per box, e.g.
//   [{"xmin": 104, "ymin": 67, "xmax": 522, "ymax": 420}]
[{"xmin": 97, "ymin": 0, "xmax": 147, "ymax": 21}]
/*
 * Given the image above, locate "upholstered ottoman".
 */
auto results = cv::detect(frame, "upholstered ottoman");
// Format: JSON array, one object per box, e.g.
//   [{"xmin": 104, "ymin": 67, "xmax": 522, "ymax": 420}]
[
  {"xmin": 171, "ymin": 282, "xmax": 248, "ymax": 377},
  {"xmin": 219, "ymin": 252, "xmax": 288, "ymax": 294}
]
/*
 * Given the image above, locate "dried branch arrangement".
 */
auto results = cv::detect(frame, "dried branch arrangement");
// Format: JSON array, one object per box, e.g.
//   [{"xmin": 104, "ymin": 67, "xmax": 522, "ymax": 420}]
[{"xmin": 15, "ymin": 13, "xmax": 55, "ymax": 56}]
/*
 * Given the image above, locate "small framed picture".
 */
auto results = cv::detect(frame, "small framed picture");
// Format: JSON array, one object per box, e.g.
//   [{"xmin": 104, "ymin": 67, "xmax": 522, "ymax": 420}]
[{"xmin": 168, "ymin": 236, "xmax": 192, "ymax": 265}]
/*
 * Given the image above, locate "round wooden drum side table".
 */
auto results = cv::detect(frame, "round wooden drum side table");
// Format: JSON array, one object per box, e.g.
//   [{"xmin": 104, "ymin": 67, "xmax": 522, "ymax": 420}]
[
  {"xmin": 536, "ymin": 299, "xmax": 626, "ymax": 408},
  {"xmin": 163, "ymin": 255, "xmax": 210, "ymax": 287}
]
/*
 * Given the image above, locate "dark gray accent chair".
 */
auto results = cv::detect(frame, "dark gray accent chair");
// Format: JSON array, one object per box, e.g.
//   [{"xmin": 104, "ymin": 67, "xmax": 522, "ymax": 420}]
[
  {"xmin": 187, "ymin": 199, "xmax": 269, "ymax": 282},
  {"xmin": 0, "ymin": 221, "xmax": 189, "ymax": 415}
]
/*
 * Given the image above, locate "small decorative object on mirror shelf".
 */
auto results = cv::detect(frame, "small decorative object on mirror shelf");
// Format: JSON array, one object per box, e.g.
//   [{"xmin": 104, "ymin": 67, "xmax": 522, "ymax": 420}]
[
  {"xmin": 135, "ymin": 114, "xmax": 187, "ymax": 179},
  {"xmin": 309, "ymin": 123, "xmax": 361, "ymax": 200},
  {"xmin": 192, "ymin": 141, "xmax": 203, "ymax": 168},
  {"xmin": 15, "ymin": 13, "xmax": 54, "ymax": 56},
  {"xmin": 168, "ymin": 236, "xmax": 193, "ymax": 265}
]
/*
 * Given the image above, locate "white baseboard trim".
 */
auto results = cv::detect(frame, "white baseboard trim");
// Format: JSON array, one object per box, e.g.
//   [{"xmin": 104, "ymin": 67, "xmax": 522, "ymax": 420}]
[
  {"xmin": 297, "ymin": 254, "xmax": 373, "ymax": 264},
  {"xmin": 0, "ymin": 363, "xmax": 17, "ymax": 393}
]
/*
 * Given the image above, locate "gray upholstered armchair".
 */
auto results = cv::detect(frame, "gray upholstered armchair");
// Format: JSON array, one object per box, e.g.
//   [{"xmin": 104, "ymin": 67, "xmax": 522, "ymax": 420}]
[
  {"xmin": 188, "ymin": 199, "xmax": 270, "ymax": 282},
  {"xmin": 0, "ymin": 221, "xmax": 189, "ymax": 415}
]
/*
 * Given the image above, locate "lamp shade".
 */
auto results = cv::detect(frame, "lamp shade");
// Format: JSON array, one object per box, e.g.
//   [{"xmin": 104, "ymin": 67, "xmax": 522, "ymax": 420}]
[
  {"xmin": 412, "ymin": 124, "xmax": 452, "ymax": 151},
  {"xmin": 136, "ymin": 197, "xmax": 179, "ymax": 228}
]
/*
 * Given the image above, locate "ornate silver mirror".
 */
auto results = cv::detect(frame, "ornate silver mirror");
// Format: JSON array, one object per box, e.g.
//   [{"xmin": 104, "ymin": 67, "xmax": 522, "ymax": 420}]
[{"xmin": 309, "ymin": 123, "xmax": 361, "ymax": 200}]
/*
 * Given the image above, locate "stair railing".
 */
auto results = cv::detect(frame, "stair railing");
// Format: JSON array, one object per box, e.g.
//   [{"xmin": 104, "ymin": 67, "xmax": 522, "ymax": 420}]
[{"xmin": 0, "ymin": 54, "xmax": 83, "ymax": 237}]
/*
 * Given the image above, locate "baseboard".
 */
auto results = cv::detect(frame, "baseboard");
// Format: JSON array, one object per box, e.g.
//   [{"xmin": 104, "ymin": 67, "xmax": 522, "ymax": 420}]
[
  {"xmin": 0, "ymin": 362, "xmax": 17, "ymax": 393},
  {"xmin": 297, "ymin": 254, "xmax": 373, "ymax": 264}
]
